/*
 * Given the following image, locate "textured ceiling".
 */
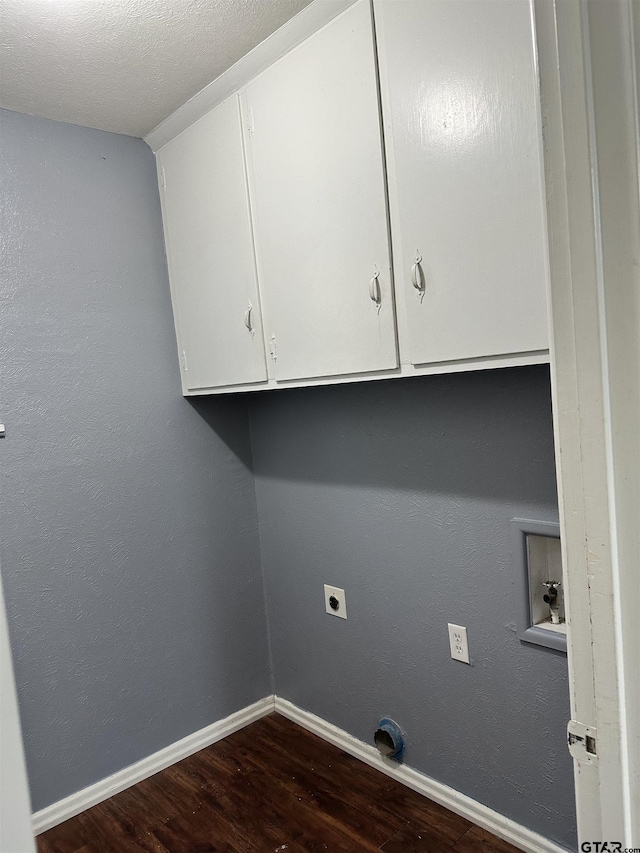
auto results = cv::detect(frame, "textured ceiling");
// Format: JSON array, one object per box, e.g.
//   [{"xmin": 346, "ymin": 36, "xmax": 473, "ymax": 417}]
[{"xmin": 0, "ymin": 0, "xmax": 313, "ymax": 138}]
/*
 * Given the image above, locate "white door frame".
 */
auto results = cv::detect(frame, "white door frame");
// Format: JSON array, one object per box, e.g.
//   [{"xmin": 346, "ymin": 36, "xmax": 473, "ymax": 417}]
[
  {"xmin": 535, "ymin": 0, "xmax": 639, "ymax": 842},
  {"xmin": 0, "ymin": 574, "xmax": 36, "ymax": 852}
]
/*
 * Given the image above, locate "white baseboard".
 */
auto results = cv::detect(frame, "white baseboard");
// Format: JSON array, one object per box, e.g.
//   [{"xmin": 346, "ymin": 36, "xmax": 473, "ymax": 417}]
[
  {"xmin": 33, "ymin": 693, "xmax": 567, "ymax": 853},
  {"xmin": 274, "ymin": 697, "xmax": 569, "ymax": 853},
  {"xmin": 31, "ymin": 695, "xmax": 275, "ymax": 835}
]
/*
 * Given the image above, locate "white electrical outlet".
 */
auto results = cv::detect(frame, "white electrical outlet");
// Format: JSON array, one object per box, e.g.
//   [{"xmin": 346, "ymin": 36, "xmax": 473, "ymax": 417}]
[
  {"xmin": 324, "ymin": 584, "xmax": 347, "ymax": 619},
  {"xmin": 448, "ymin": 623, "xmax": 470, "ymax": 664}
]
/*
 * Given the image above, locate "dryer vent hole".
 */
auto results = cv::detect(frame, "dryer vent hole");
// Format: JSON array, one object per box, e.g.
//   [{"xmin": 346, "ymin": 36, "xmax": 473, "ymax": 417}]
[
  {"xmin": 374, "ymin": 729, "xmax": 395, "ymax": 756},
  {"xmin": 374, "ymin": 718, "xmax": 405, "ymax": 762}
]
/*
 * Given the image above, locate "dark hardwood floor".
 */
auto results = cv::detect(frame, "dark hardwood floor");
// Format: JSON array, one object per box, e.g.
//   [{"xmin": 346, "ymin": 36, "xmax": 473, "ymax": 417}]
[{"xmin": 37, "ymin": 713, "xmax": 522, "ymax": 853}]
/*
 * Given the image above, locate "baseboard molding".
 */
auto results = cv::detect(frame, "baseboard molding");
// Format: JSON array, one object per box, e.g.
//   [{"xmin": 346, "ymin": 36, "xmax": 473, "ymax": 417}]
[
  {"xmin": 274, "ymin": 697, "xmax": 569, "ymax": 853},
  {"xmin": 31, "ymin": 695, "xmax": 275, "ymax": 835},
  {"xmin": 33, "ymin": 693, "xmax": 567, "ymax": 853}
]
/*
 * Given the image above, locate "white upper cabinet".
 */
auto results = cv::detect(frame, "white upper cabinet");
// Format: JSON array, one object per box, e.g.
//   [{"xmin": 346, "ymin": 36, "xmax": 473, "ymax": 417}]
[
  {"xmin": 150, "ymin": 0, "xmax": 552, "ymax": 394},
  {"xmin": 157, "ymin": 96, "xmax": 267, "ymax": 392},
  {"xmin": 375, "ymin": 0, "xmax": 550, "ymax": 367},
  {"xmin": 242, "ymin": 0, "xmax": 398, "ymax": 383}
]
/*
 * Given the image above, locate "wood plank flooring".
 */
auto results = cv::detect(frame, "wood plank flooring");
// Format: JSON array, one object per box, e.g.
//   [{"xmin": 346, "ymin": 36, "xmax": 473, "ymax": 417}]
[{"xmin": 37, "ymin": 713, "xmax": 523, "ymax": 853}]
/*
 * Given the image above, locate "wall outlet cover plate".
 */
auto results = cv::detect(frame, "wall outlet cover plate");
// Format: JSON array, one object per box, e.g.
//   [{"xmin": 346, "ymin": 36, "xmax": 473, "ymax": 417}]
[
  {"xmin": 324, "ymin": 584, "xmax": 347, "ymax": 619},
  {"xmin": 448, "ymin": 623, "xmax": 470, "ymax": 664}
]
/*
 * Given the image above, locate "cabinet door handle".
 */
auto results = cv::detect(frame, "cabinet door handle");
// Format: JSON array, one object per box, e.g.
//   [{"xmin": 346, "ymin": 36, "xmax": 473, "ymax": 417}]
[
  {"xmin": 411, "ymin": 254, "xmax": 425, "ymax": 293},
  {"xmin": 369, "ymin": 270, "xmax": 382, "ymax": 306},
  {"xmin": 244, "ymin": 304, "xmax": 253, "ymax": 332}
]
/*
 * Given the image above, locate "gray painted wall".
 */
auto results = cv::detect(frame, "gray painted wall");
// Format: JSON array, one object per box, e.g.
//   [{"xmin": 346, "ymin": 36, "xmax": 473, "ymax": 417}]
[
  {"xmin": 0, "ymin": 109, "xmax": 271, "ymax": 812},
  {"xmin": 249, "ymin": 367, "xmax": 577, "ymax": 849},
  {"xmin": 0, "ymin": 106, "xmax": 574, "ymax": 848}
]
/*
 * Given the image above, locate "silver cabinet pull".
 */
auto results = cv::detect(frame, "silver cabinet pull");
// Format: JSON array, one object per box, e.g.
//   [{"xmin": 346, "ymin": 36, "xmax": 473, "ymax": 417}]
[
  {"xmin": 411, "ymin": 252, "xmax": 425, "ymax": 293},
  {"xmin": 369, "ymin": 270, "xmax": 382, "ymax": 306},
  {"xmin": 244, "ymin": 303, "xmax": 253, "ymax": 333}
]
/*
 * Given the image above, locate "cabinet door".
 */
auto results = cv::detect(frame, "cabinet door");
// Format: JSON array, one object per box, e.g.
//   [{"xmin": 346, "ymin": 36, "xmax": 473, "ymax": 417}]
[
  {"xmin": 158, "ymin": 96, "xmax": 267, "ymax": 391},
  {"xmin": 243, "ymin": 0, "xmax": 397, "ymax": 382},
  {"xmin": 376, "ymin": 0, "xmax": 549, "ymax": 366}
]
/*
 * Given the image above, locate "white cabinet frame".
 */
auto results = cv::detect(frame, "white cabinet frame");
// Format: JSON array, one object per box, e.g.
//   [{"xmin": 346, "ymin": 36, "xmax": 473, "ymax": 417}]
[
  {"xmin": 374, "ymin": 0, "xmax": 550, "ymax": 370},
  {"xmin": 147, "ymin": 0, "xmax": 550, "ymax": 397},
  {"xmin": 241, "ymin": 0, "xmax": 398, "ymax": 383},
  {"xmin": 157, "ymin": 95, "xmax": 269, "ymax": 393}
]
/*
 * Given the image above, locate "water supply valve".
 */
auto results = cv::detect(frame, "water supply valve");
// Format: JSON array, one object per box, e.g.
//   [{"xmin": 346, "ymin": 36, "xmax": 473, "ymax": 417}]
[{"xmin": 542, "ymin": 580, "xmax": 562, "ymax": 624}]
